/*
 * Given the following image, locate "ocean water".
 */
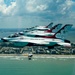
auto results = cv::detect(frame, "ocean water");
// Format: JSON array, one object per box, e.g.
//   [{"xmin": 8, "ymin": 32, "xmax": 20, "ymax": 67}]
[
  {"xmin": 0, "ymin": 28, "xmax": 24, "ymax": 38},
  {"xmin": 0, "ymin": 56, "xmax": 75, "ymax": 75},
  {"xmin": 65, "ymin": 28, "xmax": 75, "ymax": 43}
]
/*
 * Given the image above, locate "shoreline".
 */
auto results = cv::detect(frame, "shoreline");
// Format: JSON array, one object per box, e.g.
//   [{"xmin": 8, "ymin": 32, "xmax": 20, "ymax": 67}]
[{"xmin": 0, "ymin": 54, "xmax": 75, "ymax": 58}]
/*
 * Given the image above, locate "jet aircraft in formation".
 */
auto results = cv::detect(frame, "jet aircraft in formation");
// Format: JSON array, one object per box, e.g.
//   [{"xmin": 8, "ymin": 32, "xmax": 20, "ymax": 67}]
[{"xmin": 1, "ymin": 22, "xmax": 73, "ymax": 48}]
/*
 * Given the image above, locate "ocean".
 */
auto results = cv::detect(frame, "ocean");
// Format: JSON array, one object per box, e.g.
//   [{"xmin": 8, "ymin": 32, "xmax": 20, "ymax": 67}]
[
  {"xmin": 0, "ymin": 56, "xmax": 75, "ymax": 75},
  {"xmin": 0, "ymin": 28, "xmax": 25, "ymax": 38}
]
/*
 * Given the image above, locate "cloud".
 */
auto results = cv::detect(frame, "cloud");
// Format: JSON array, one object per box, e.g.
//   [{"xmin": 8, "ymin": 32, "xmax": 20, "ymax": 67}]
[
  {"xmin": 0, "ymin": 0, "xmax": 75, "ymax": 28},
  {"xmin": 0, "ymin": 0, "xmax": 16, "ymax": 16},
  {"xmin": 25, "ymin": 0, "xmax": 48, "ymax": 12},
  {"xmin": 1, "ymin": 0, "xmax": 75, "ymax": 19},
  {"xmin": 59, "ymin": 0, "xmax": 75, "ymax": 14}
]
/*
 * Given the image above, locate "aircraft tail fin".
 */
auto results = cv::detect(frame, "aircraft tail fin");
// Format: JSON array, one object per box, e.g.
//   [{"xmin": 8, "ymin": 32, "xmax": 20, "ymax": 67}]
[
  {"xmin": 54, "ymin": 24, "xmax": 73, "ymax": 36},
  {"xmin": 46, "ymin": 24, "xmax": 62, "ymax": 32},
  {"xmin": 45, "ymin": 22, "xmax": 53, "ymax": 28},
  {"xmin": 50, "ymin": 24, "xmax": 62, "ymax": 32},
  {"xmin": 44, "ymin": 24, "xmax": 73, "ymax": 38}
]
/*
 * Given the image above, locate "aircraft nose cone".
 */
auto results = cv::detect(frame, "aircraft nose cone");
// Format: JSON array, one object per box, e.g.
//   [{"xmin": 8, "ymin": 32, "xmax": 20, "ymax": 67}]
[
  {"xmin": 19, "ymin": 32, "xmax": 24, "ymax": 35},
  {"xmin": 1, "ymin": 38, "xmax": 4, "ymax": 41},
  {"xmin": 1, "ymin": 38, "xmax": 8, "ymax": 42}
]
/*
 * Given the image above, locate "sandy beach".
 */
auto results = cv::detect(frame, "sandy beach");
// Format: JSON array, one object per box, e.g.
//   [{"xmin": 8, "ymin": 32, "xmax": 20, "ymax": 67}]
[{"xmin": 0, "ymin": 54, "xmax": 75, "ymax": 58}]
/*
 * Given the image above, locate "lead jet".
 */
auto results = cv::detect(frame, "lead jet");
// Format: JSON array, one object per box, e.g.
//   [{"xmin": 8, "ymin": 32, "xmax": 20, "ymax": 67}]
[{"xmin": 6, "ymin": 36, "xmax": 71, "ymax": 47}]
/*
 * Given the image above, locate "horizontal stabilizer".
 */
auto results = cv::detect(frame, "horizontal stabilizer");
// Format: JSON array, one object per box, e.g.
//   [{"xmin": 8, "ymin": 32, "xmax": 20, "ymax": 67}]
[{"xmin": 57, "ymin": 42, "xmax": 71, "ymax": 47}]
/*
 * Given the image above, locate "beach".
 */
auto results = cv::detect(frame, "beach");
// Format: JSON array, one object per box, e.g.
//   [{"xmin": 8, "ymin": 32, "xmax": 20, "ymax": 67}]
[{"xmin": 0, "ymin": 54, "xmax": 75, "ymax": 58}]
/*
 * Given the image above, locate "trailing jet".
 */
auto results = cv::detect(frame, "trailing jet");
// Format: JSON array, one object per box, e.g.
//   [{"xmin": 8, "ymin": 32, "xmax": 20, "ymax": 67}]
[
  {"xmin": 31, "ymin": 22, "xmax": 53, "ymax": 30},
  {"xmin": 22, "ymin": 22, "xmax": 53, "ymax": 33},
  {"xmin": 17, "ymin": 22, "xmax": 53, "ymax": 35},
  {"xmin": 19, "ymin": 23, "xmax": 62, "ymax": 37},
  {"xmin": 1, "ymin": 24, "xmax": 72, "ymax": 48}
]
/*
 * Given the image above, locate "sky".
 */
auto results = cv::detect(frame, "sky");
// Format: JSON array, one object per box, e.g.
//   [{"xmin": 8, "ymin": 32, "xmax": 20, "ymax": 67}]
[{"xmin": 0, "ymin": 0, "xmax": 75, "ymax": 28}]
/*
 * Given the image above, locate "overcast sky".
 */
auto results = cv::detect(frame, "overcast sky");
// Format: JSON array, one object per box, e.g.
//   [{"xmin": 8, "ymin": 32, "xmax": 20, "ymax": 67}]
[{"xmin": 0, "ymin": 0, "xmax": 75, "ymax": 28}]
